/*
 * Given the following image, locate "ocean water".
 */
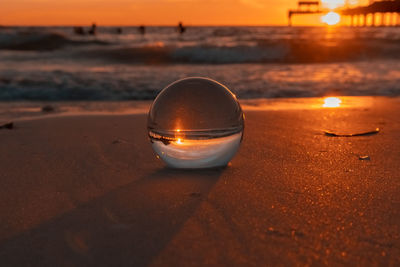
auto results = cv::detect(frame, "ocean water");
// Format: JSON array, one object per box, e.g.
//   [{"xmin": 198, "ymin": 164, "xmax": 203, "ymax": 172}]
[{"xmin": 1, "ymin": 25, "xmax": 400, "ymax": 101}]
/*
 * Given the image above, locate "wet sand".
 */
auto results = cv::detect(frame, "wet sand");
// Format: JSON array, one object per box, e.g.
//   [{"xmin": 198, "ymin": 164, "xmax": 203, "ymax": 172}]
[{"xmin": 0, "ymin": 97, "xmax": 399, "ymax": 266}]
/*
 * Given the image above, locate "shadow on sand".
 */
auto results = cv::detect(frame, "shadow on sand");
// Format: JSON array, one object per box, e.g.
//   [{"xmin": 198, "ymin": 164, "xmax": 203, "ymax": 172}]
[{"xmin": 0, "ymin": 167, "xmax": 224, "ymax": 266}]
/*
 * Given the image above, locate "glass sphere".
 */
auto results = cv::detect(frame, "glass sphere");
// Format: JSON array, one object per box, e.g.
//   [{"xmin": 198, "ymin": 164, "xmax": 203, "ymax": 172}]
[{"xmin": 148, "ymin": 77, "xmax": 244, "ymax": 169}]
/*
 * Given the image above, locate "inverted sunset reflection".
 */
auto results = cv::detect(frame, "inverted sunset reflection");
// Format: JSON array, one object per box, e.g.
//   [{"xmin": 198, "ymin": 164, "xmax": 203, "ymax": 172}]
[
  {"xmin": 151, "ymin": 132, "xmax": 242, "ymax": 168},
  {"xmin": 323, "ymin": 97, "xmax": 342, "ymax": 108}
]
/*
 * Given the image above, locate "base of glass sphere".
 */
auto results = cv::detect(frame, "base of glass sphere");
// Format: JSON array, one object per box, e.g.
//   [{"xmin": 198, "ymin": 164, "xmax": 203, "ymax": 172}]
[{"xmin": 150, "ymin": 130, "xmax": 242, "ymax": 169}]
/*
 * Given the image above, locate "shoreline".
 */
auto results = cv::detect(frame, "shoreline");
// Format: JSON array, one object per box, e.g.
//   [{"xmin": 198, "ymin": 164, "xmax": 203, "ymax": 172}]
[{"xmin": 0, "ymin": 96, "xmax": 395, "ymax": 122}]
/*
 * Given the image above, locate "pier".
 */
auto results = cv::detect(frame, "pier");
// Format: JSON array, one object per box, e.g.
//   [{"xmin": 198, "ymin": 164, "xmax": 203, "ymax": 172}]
[
  {"xmin": 341, "ymin": 0, "xmax": 400, "ymax": 26},
  {"xmin": 288, "ymin": 0, "xmax": 400, "ymax": 26},
  {"xmin": 288, "ymin": 1, "xmax": 323, "ymax": 26}
]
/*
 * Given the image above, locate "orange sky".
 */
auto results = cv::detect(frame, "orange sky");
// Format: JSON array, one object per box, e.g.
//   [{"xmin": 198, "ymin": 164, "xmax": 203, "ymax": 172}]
[{"xmin": 0, "ymin": 0, "xmax": 367, "ymax": 26}]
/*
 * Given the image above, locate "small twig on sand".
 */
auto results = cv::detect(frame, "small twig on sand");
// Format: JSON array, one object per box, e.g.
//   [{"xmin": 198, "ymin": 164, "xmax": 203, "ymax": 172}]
[
  {"xmin": 0, "ymin": 122, "xmax": 13, "ymax": 130},
  {"xmin": 359, "ymin": 155, "xmax": 371, "ymax": 160},
  {"xmin": 324, "ymin": 128, "xmax": 379, "ymax": 137}
]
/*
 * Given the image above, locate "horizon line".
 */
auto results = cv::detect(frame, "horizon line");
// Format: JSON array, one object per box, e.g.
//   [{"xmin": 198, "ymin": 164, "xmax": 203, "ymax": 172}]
[{"xmin": 0, "ymin": 24, "xmax": 332, "ymax": 27}]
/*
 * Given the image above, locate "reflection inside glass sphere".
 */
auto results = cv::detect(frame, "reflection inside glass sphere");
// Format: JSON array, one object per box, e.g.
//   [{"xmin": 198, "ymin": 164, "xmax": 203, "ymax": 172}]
[{"xmin": 148, "ymin": 77, "xmax": 244, "ymax": 169}]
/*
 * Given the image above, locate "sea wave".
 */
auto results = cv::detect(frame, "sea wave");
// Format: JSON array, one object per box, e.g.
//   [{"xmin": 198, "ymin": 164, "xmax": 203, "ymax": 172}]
[
  {"xmin": 1, "ymin": 61, "xmax": 400, "ymax": 100},
  {"xmin": 1, "ymin": 27, "xmax": 400, "ymax": 63},
  {"xmin": 78, "ymin": 40, "xmax": 400, "ymax": 64},
  {"xmin": 1, "ymin": 26, "xmax": 400, "ymax": 101},
  {"xmin": 0, "ymin": 31, "xmax": 108, "ymax": 51}
]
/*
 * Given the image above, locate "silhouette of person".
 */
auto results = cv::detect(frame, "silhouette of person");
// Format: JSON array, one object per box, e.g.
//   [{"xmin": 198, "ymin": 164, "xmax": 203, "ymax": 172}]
[
  {"xmin": 178, "ymin": 22, "xmax": 186, "ymax": 34},
  {"xmin": 116, "ymin": 27, "xmax": 122, "ymax": 34},
  {"xmin": 138, "ymin": 25, "xmax": 146, "ymax": 35},
  {"xmin": 88, "ymin": 23, "xmax": 97, "ymax": 35}
]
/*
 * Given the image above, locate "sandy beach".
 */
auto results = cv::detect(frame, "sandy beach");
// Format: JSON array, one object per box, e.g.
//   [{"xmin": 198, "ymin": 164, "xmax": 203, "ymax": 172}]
[{"xmin": 0, "ymin": 96, "xmax": 399, "ymax": 266}]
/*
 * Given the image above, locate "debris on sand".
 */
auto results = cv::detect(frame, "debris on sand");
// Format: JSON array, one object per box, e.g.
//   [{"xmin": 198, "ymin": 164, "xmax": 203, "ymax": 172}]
[
  {"xmin": 42, "ymin": 105, "xmax": 55, "ymax": 112},
  {"xmin": 359, "ymin": 156, "xmax": 371, "ymax": 161},
  {"xmin": 0, "ymin": 122, "xmax": 13, "ymax": 130},
  {"xmin": 324, "ymin": 128, "xmax": 380, "ymax": 137}
]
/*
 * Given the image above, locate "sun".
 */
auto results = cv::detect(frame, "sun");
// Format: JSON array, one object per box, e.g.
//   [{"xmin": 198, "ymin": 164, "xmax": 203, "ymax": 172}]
[{"xmin": 321, "ymin": 11, "xmax": 341, "ymax": 25}]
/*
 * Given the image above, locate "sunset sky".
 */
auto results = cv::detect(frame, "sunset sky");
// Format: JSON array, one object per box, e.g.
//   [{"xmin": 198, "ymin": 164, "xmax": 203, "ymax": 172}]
[{"xmin": 1, "ymin": 0, "xmax": 368, "ymax": 26}]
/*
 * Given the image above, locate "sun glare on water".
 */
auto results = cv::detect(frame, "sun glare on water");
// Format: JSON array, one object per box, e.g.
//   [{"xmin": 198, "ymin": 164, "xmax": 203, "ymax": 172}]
[
  {"xmin": 321, "ymin": 11, "xmax": 341, "ymax": 25},
  {"xmin": 323, "ymin": 97, "xmax": 342, "ymax": 108}
]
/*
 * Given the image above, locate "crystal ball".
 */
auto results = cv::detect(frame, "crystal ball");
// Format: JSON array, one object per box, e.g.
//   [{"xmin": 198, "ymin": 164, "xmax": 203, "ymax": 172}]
[{"xmin": 148, "ymin": 77, "xmax": 244, "ymax": 169}]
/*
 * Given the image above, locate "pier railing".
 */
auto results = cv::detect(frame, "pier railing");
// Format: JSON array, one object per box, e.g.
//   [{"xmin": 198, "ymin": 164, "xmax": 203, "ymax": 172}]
[{"xmin": 288, "ymin": 1, "xmax": 323, "ymax": 26}]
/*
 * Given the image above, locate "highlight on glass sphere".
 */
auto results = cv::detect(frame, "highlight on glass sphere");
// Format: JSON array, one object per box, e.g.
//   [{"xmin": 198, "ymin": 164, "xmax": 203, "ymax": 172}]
[{"xmin": 148, "ymin": 77, "xmax": 244, "ymax": 169}]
